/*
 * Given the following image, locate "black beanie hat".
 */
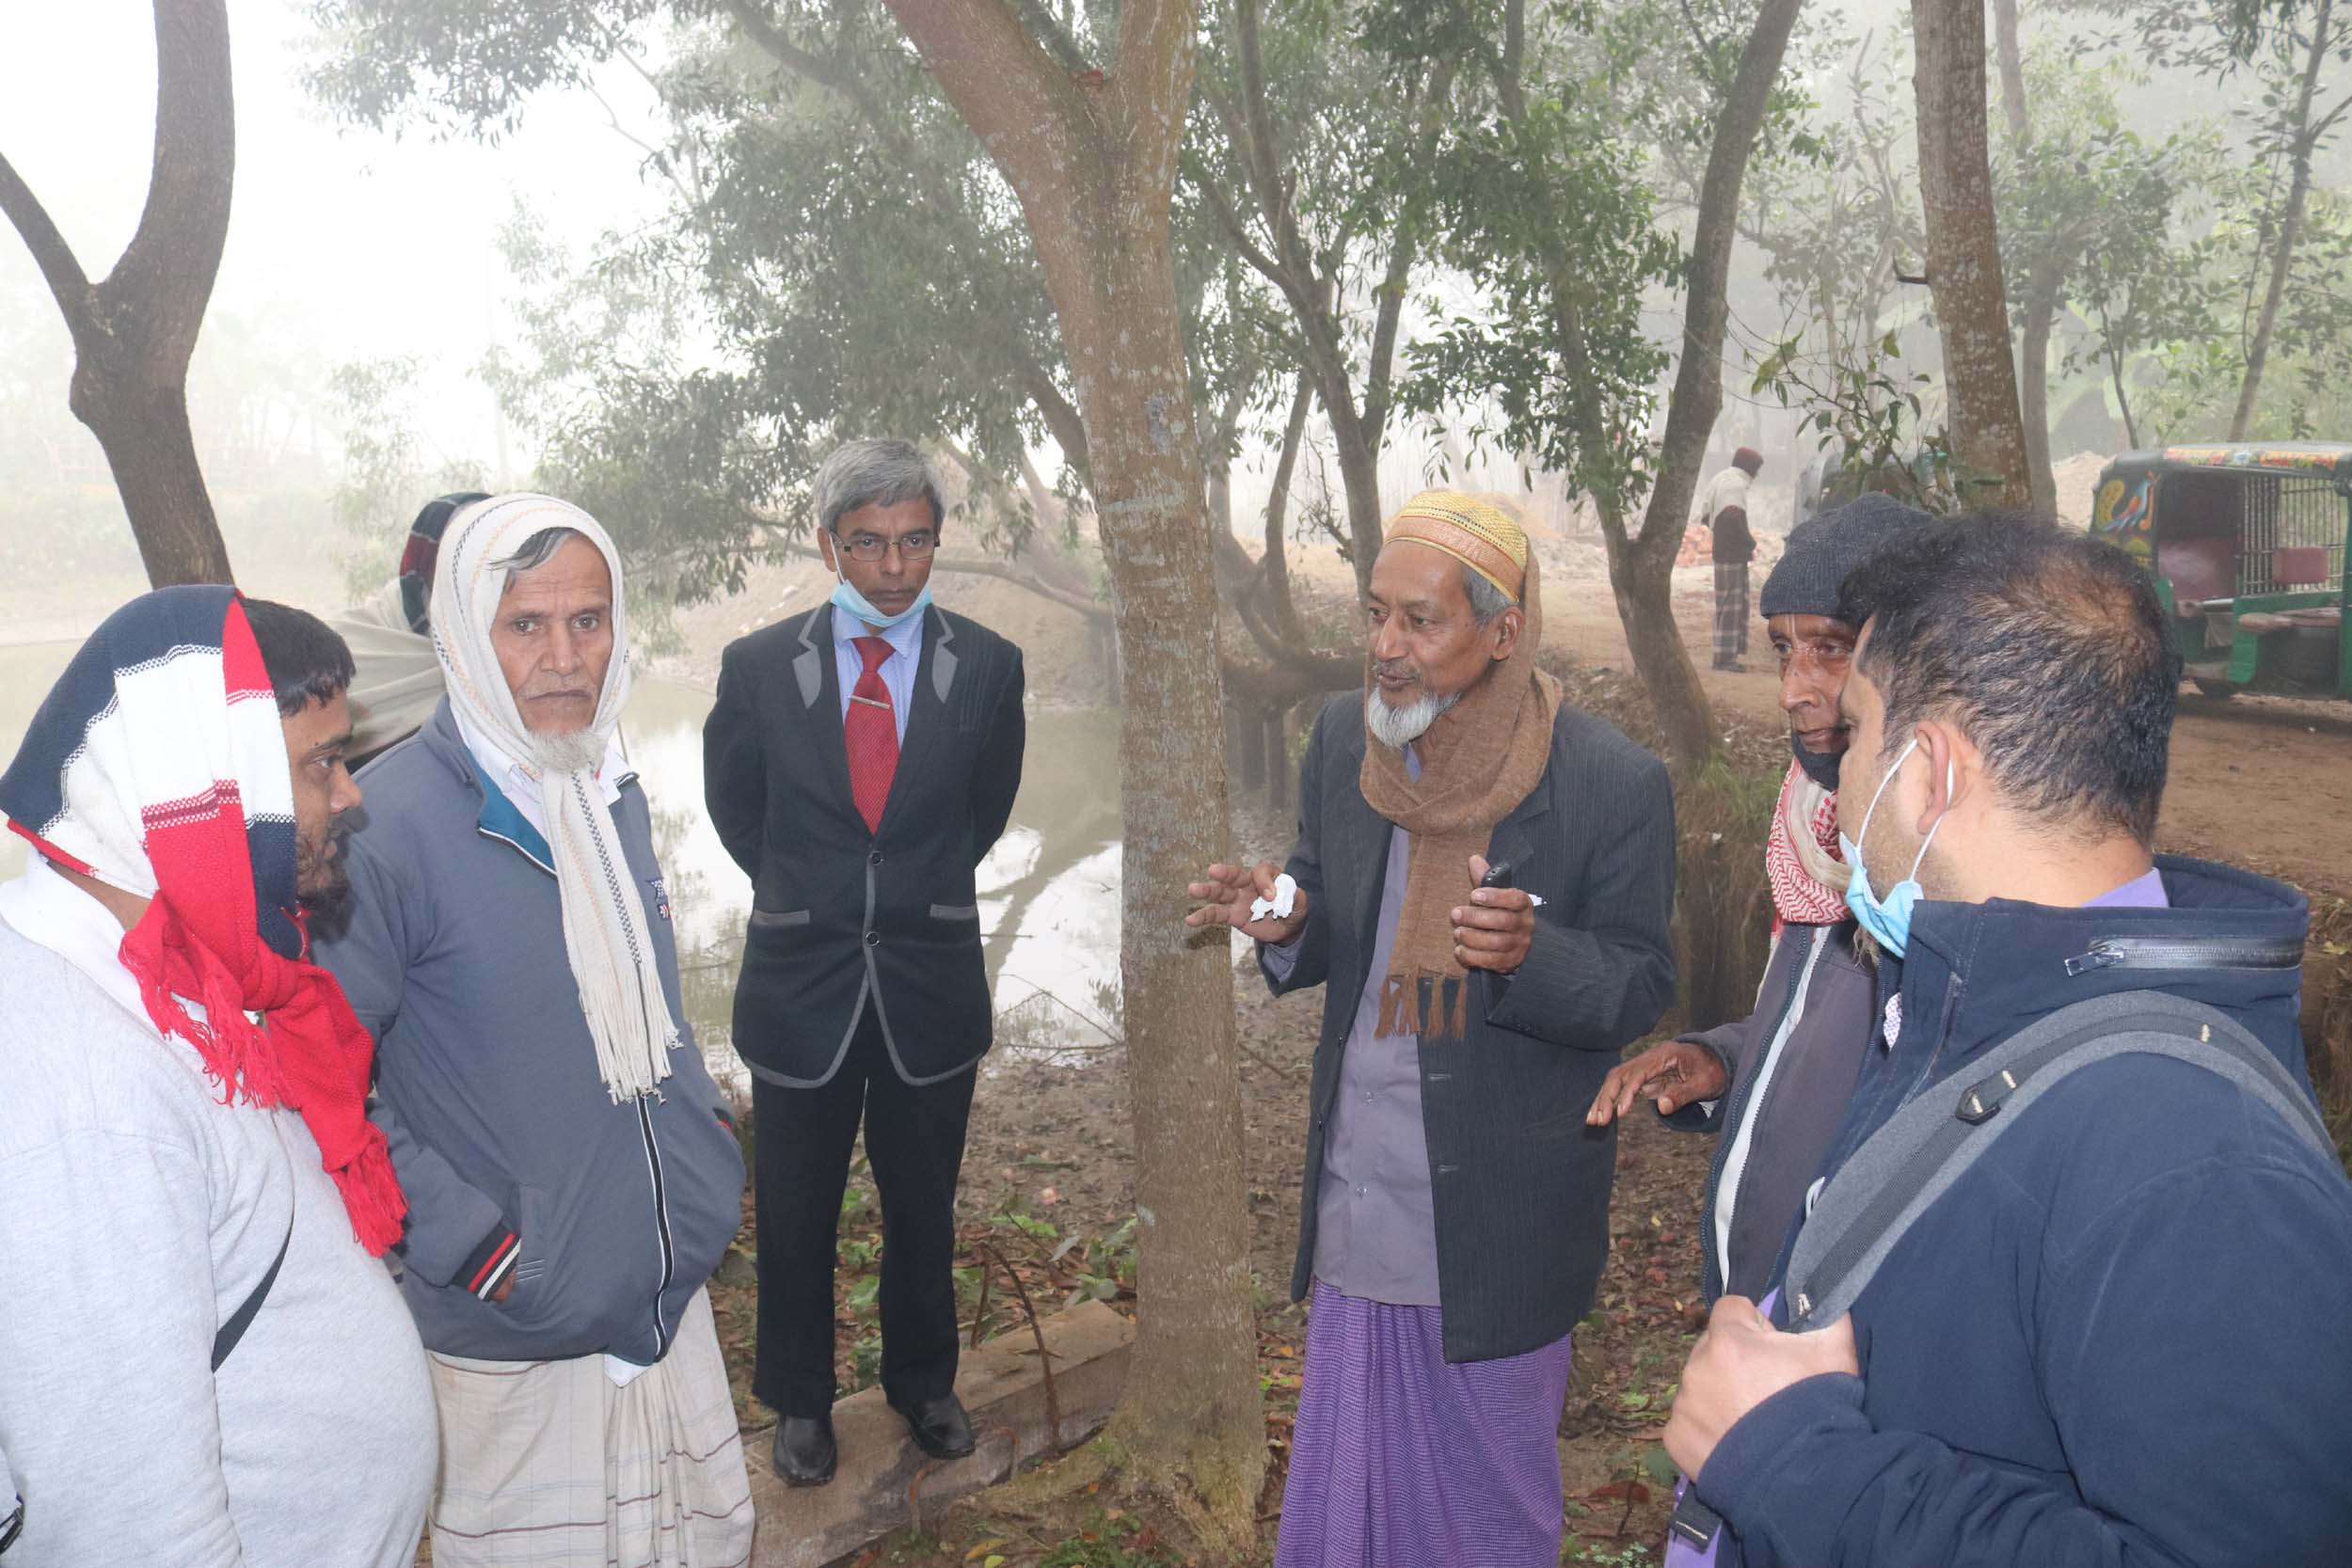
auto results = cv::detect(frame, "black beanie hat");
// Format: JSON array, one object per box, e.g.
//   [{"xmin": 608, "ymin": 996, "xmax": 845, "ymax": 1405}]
[{"xmin": 1759, "ymin": 493, "xmax": 1934, "ymax": 624}]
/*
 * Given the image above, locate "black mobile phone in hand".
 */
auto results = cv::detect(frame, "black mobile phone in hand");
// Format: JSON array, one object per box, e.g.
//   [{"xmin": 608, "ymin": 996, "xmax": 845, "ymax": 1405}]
[{"xmin": 1480, "ymin": 859, "xmax": 1516, "ymax": 891}]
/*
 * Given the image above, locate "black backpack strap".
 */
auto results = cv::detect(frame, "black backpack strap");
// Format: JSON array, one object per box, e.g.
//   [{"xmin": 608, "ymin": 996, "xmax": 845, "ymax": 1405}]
[
  {"xmin": 1783, "ymin": 990, "xmax": 2331, "ymax": 1331},
  {"xmin": 212, "ymin": 1212, "xmax": 294, "ymax": 1372}
]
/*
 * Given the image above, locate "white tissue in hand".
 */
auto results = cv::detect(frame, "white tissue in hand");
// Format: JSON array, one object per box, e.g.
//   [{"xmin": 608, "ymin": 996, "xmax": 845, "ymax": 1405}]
[{"xmin": 1249, "ymin": 873, "xmax": 1299, "ymax": 924}]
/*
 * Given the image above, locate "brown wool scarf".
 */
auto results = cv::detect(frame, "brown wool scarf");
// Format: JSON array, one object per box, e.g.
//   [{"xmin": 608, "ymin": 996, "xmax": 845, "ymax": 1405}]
[{"xmin": 1360, "ymin": 548, "xmax": 1561, "ymax": 1039}]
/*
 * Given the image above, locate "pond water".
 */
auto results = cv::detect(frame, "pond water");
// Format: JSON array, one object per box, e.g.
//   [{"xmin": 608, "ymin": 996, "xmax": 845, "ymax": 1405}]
[{"xmin": 0, "ymin": 637, "xmax": 1126, "ymax": 1106}]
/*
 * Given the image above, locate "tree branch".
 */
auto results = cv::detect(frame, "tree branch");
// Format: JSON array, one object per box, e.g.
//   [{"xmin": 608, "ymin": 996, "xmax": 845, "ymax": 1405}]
[
  {"xmin": 1011, "ymin": 0, "xmax": 1091, "ymax": 73},
  {"xmin": 882, "ymin": 0, "xmax": 1115, "ymax": 264},
  {"xmin": 0, "ymin": 150, "xmax": 92, "ymax": 329},
  {"xmin": 723, "ymin": 0, "xmax": 851, "ymax": 89},
  {"xmin": 1363, "ymin": 55, "xmax": 1458, "ymax": 435},
  {"xmin": 108, "ymin": 0, "xmax": 235, "ymax": 368},
  {"xmin": 1017, "ymin": 356, "xmax": 1092, "ymax": 477}
]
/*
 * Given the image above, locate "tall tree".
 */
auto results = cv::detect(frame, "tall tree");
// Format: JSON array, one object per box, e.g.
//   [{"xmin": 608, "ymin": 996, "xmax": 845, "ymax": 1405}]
[
  {"xmin": 1408, "ymin": 0, "xmax": 1806, "ymax": 772},
  {"xmin": 2223, "ymin": 0, "xmax": 2349, "ymax": 437},
  {"xmin": 0, "ymin": 0, "xmax": 237, "ymax": 586},
  {"xmin": 873, "ymin": 0, "xmax": 1264, "ymax": 1541},
  {"xmin": 1188, "ymin": 0, "xmax": 1459, "ymax": 603},
  {"xmin": 1912, "ymin": 0, "xmax": 2034, "ymax": 506}
]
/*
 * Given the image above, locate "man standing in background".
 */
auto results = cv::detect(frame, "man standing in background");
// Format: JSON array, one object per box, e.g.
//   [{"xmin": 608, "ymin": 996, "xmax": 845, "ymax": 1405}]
[
  {"xmin": 706, "ymin": 438, "xmax": 1026, "ymax": 1488},
  {"xmin": 1702, "ymin": 447, "xmax": 1763, "ymax": 671}
]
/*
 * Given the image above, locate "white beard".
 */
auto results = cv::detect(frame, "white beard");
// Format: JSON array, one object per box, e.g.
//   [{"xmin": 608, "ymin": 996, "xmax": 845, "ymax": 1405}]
[
  {"xmin": 1367, "ymin": 688, "xmax": 1460, "ymax": 750},
  {"xmin": 525, "ymin": 724, "xmax": 607, "ymax": 776}
]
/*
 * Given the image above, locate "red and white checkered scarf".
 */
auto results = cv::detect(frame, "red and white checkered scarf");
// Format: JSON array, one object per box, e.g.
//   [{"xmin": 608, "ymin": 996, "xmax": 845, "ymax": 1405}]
[
  {"xmin": 1765, "ymin": 759, "xmax": 1851, "ymax": 931},
  {"xmin": 0, "ymin": 588, "xmax": 405, "ymax": 1254}
]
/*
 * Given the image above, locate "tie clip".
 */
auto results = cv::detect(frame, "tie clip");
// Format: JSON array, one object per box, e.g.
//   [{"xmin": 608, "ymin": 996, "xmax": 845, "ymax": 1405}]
[{"xmin": 850, "ymin": 694, "xmax": 892, "ymax": 710}]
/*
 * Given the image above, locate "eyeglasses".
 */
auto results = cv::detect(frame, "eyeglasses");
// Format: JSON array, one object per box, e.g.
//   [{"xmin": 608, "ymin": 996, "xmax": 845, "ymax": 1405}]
[{"xmin": 834, "ymin": 530, "xmax": 937, "ymax": 562}]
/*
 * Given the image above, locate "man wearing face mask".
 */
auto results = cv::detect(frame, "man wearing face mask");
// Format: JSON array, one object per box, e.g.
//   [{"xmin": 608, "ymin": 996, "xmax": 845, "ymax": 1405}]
[
  {"xmin": 1661, "ymin": 515, "xmax": 2352, "ymax": 1568},
  {"xmin": 706, "ymin": 438, "xmax": 1026, "ymax": 1486},
  {"xmin": 1586, "ymin": 495, "xmax": 1929, "ymax": 1306}
]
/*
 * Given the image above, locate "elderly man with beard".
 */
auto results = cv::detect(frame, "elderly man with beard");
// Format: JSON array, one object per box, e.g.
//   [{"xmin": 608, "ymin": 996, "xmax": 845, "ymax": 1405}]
[
  {"xmin": 1187, "ymin": 492, "xmax": 1678, "ymax": 1568},
  {"xmin": 1586, "ymin": 495, "xmax": 1931, "ymax": 1306},
  {"xmin": 314, "ymin": 497, "xmax": 752, "ymax": 1568},
  {"xmin": 0, "ymin": 590, "xmax": 436, "ymax": 1565}
]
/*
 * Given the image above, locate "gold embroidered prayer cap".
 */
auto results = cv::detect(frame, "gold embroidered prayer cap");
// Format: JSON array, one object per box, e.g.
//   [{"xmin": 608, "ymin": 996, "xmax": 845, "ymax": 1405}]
[{"xmin": 1383, "ymin": 490, "xmax": 1531, "ymax": 601}]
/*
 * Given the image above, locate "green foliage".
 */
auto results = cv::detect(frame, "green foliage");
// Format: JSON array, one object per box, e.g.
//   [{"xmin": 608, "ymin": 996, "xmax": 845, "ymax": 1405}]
[{"xmin": 1385, "ymin": 0, "xmax": 1681, "ymax": 518}]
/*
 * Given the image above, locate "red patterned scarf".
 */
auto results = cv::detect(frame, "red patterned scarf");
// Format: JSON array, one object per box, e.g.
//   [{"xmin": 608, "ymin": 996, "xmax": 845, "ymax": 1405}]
[
  {"xmin": 1764, "ymin": 759, "xmax": 1851, "ymax": 931},
  {"xmin": 0, "ymin": 588, "xmax": 405, "ymax": 1253}
]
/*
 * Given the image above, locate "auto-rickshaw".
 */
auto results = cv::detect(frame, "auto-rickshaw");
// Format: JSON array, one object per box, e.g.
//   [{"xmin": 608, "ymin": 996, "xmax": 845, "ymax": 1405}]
[{"xmin": 2090, "ymin": 444, "xmax": 2351, "ymax": 700}]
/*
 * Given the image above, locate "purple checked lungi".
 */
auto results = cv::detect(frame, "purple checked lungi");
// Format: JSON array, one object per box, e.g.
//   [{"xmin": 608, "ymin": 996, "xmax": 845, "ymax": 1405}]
[{"xmin": 1275, "ymin": 1281, "xmax": 1574, "ymax": 1568}]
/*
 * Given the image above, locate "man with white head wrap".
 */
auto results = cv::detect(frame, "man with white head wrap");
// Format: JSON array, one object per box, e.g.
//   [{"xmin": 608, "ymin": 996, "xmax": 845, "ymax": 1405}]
[{"xmin": 314, "ymin": 495, "xmax": 753, "ymax": 1567}]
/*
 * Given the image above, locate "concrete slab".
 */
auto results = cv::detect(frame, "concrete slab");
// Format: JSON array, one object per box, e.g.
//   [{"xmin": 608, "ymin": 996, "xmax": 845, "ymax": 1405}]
[{"xmin": 749, "ymin": 1300, "xmax": 1136, "ymax": 1568}]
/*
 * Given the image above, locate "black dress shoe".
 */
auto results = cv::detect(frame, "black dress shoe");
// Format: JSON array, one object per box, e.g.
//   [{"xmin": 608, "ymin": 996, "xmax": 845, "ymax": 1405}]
[
  {"xmin": 771, "ymin": 1415, "xmax": 837, "ymax": 1486},
  {"xmin": 890, "ymin": 1391, "xmax": 977, "ymax": 1459}
]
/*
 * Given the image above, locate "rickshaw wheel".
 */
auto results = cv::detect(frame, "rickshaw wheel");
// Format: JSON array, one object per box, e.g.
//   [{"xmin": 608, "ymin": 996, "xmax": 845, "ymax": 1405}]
[{"xmin": 2191, "ymin": 677, "xmax": 2239, "ymax": 701}]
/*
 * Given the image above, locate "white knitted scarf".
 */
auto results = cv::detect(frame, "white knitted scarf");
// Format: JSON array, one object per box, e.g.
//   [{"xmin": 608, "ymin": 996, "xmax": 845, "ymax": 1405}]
[{"xmin": 431, "ymin": 495, "xmax": 677, "ymax": 1101}]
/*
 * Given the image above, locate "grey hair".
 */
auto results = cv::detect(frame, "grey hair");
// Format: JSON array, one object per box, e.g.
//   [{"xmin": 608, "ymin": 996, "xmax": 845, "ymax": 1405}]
[
  {"xmin": 1462, "ymin": 562, "xmax": 1517, "ymax": 627},
  {"xmin": 812, "ymin": 438, "xmax": 946, "ymax": 536},
  {"xmin": 493, "ymin": 526, "xmax": 583, "ymax": 591}
]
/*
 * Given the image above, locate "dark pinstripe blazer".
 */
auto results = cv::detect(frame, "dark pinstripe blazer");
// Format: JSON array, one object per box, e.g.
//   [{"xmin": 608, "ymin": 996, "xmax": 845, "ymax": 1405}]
[
  {"xmin": 705, "ymin": 603, "xmax": 1025, "ymax": 1087},
  {"xmin": 1264, "ymin": 691, "xmax": 1678, "ymax": 1363}
]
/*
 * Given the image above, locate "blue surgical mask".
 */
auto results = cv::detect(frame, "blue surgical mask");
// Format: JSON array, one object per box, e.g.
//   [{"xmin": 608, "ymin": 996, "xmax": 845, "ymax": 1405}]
[
  {"xmin": 1839, "ymin": 736, "xmax": 1950, "ymax": 958},
  {"xmin": 828, "ymin": 559, "xmax": 933, "ymax": 631}
]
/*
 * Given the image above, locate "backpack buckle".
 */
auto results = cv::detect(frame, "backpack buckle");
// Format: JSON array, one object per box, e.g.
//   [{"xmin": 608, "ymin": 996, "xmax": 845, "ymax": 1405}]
[{"xmin": 1957, "ymin": 1067, "xmax": 2021, "ymax": 1125}]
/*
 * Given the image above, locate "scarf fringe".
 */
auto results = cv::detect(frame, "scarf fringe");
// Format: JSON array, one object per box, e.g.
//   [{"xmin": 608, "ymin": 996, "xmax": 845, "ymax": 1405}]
[
  {"xmin": 328, "ymin": 1126, "xmax": 408, "ymax": 1256},
  {"xmin": 1374, "ymin": 968, "xmax": 1474, "ymax": 1040}
]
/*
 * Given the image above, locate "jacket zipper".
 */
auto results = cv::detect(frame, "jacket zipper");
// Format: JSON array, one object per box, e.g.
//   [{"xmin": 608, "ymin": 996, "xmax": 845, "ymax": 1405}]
[
  {"xmin": 2063, "ymin": 934, "xmax": 2304, "ymax": 977},
  {"xmin": 637, "ymin": 1098, "xmax": 676, "ymax": 1358},
  {"xmin": 1710, "ymin": 925, "xmax": 1822, "ymax": 1295}
]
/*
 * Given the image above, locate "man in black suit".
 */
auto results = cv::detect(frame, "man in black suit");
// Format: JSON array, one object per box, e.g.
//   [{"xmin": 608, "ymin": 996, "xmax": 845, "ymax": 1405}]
[{"xmin": 704, "ymin": 439, "xmax": 1025, "ymax": 1486}]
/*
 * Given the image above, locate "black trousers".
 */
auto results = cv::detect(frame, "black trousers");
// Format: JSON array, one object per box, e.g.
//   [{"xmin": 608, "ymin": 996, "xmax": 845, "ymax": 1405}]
[{"xmin": 750, "ymin": 1008, "xmax": 977, "ymax": 1418}]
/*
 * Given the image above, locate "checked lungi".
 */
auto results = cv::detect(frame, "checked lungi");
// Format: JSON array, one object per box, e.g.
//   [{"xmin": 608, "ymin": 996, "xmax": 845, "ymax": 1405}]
[
  {"xmin": 423, "ymin": 1288, "xmax": 754, "ymax": 1568},
  {"xmin": 1712, "ymin": 562, "xmax": 1751, "ymax": 662}
]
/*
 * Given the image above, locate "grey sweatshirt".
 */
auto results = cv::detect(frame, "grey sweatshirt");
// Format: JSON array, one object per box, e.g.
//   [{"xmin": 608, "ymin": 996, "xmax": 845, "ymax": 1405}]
[{"xmin": 0, "ymin": 861, "xmax": 437, "ymax": 1567}]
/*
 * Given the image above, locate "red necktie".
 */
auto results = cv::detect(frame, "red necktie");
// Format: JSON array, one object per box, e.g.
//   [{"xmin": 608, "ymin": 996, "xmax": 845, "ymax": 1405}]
[{"xmin": 845, "ymin": 636, "xmax": 899, "ymax": 834}]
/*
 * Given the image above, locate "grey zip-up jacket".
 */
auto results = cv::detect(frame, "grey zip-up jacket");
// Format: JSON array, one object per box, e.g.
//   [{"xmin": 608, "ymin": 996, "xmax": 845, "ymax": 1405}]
[
  {"xmin": 315, "ymin": 700, "xmax": 746, "ymax": 1365},
  {"xmin": 1664, "ymin": 918, "xmax": 1875, "ymax": 1303}
]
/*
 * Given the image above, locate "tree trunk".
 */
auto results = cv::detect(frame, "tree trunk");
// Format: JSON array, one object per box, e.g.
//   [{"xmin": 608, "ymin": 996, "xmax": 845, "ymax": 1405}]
[
  {"xmin": 1596, "ymin": 0, "xmax": 1804, "ymax": 773},
  {"xmin": 1260, "ymin": 372, "xmax": 1312, "ymax": 641},
  {"xmin": 1263, "ymin": 706, "xmax": 1289, "ymax": 809},
  {"xmin": 2108, "ymin": 340, "xmax": 2140, "ymax": 449},
  {"xmin": 1913, "ymin": 0, "xmax": 2034, "ymax": 507},
  {"xmin": 74, "ymin": 379, "xmax": 234, "ymax": 587},
  {"xmin": 1993, "ymin": 0, "xmax": 2029, "ymax": 141},
  {"xmin": 2018, "ymin": 263, "xmax": 2062, "ymax": 515},
  {"xmin": 2231, "ymin": 0, "xmax": 2334, "ymax": 442},
  {"xmin": 0, "ymin": 0, "xmax": 236, "ymax": 587},
  {"xmin": 1327, "ymin": 403, "xmax": 1384, "ymax": 605},
  {"xmin": 879, "ymin": 0, "xmax": 1263, "ymax": 1537}
]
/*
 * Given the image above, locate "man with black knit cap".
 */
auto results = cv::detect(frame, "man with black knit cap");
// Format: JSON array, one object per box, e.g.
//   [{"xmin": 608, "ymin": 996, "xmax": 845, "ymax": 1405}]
[{"xmin": 1589, "ymin": 494, "xmax": 1930, "ymax": 1304}]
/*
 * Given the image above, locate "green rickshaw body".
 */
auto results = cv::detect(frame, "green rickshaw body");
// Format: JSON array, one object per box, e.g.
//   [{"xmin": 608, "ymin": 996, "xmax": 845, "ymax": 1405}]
[{"xmin": 2091, "ymin": 444, "xmax": 2352, "ymax": 700}]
